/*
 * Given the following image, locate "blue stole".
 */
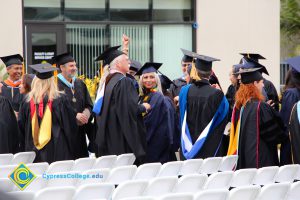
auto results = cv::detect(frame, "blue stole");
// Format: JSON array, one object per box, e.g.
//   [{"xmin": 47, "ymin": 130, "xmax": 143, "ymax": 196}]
[
  {"xmin": 57, "ymin": 73, "xmax": 76, "ymax": 89},
  {"xmin": 179, "ymin": 84, "xmax": 229, "ymax": 159},
  {"xmin": 297, "ymin": 101, "xmax": 300, "ymax": 124},
  {"xmin": 93, "ymin": 82, "xmax": 106, "ymax": 115}
]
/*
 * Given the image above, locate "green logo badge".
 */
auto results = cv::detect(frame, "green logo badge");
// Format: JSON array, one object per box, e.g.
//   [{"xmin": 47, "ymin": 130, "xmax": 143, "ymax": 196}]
[{"xmin": 9, "ymin": 163, "xmax": 36, "ymax": 190}]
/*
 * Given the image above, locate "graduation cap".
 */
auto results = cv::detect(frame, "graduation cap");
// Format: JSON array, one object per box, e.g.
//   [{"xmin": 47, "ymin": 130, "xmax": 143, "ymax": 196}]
[
  {"xmin": 135, "ymin": 62, "xmax": 162, "ymax": 76},
  {"xmin": 51, "ymin": 52, "xmax": 75, "ymax": 66},
  {"xmin": 181, "ymin": 48, "xmax": 193, "ymax": 63},
  {"xmin": 240, "ymin": 53, "xmax": 266, "ymax": 62},
  {"xmin": 284, "ymin": 56, "xmax": 300, "ymax": 73},
  {"xmin": 159, "ymin": 74, "xmax": 175, "ymax": 90},
  {"xmin": 0, "ymin": 54, "xmax": 23, "ymax": 67},
  {"xmin": 129, "ymin": 60, "xmax": 142, "ymax": 72},
  {"xmin": 95, "ymin": 45, "xmax": 124, "ymax": 65},
  {"xmin": 234, "ymin": 57, "xmax": 269, "ymax": 75},
  {"xmin": 237, "ymin": 67, "xmax": 263, "ymax": 84},
  {"xmin": 29, "ymin": 63, "xmax": 58, "ymax": 80}
]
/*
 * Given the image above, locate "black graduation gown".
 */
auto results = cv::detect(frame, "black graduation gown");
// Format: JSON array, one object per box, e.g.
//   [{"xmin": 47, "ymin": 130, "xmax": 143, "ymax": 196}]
[
  {"xmin": 141, "ymin": 91, "xmax": 173, "ymax": 163},
  {"xmin": 0, "ymin": 96, "xmax": 19, "ymax": 154},
  {"xmin": 95, "ymin": 73, "xmax": 146, "ymax": 163},
  {"xmin": 279, "ymin": 88, "xmax": 300, "ymax": 165},
  {"xmin": 289, "ymin": 102, "xmax": 300, "ymax": 164},
  {"xmin": 18, "ymin": 95, "xmax": 79, "ymax": 163},
  {"xmin": 263, "ymin": 78, "xmax": 279, "ymax": 111},
  {"xmin": 185, "ymin": 79, "xmax": 229, "ymax": 159},
  {"xmin": 170, "ymin": 77, "xmax": 186, "ymax": 98},
  {"xmin": 0, "ymin": 82, "xmax": 23, "ymax": 112},
  {"xmin": 226, "ymin": 84, "xmax": 236, "ymax": 122},
  {"xmin": 58, "ymin": 78, "xmax": 94, "ymax": 158},
  {"xmin": 237, "ymin": 101, "xmax": 286, "ymax": 169}
]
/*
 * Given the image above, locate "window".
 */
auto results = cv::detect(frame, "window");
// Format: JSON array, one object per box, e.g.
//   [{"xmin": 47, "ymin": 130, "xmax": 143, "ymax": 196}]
[{"xmin": 24, "ymin": 0, "xmax": 61, "ymax": 21}]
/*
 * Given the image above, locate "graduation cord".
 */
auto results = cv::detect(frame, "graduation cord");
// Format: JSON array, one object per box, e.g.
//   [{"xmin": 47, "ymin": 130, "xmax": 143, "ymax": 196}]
[{"xmin": 256, "ymin": 101, "xmax": 261, "ymax": 168}]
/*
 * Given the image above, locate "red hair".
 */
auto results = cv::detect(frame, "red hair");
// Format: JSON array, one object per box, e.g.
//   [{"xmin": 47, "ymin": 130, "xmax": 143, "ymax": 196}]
[{"xmin": 235, "ymin": 83, "xmax": 264, "ymax": 109}]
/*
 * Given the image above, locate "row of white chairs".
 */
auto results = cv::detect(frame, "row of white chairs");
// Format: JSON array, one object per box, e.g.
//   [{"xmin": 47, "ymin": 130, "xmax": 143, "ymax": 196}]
[
  {"xmin": 0, "ymin": 152, "xmax": 36, "ymax": 165},
  {"xmin": 3, "ymin": 163, "xmax": 300, "ymax": 193},
  {"xmin": 0, "ymin": 153, "xmax": 136, "ymax": 178},
  {"xmin": 6, "ymin": 181, "xmax": 300, "ymax": 200}
]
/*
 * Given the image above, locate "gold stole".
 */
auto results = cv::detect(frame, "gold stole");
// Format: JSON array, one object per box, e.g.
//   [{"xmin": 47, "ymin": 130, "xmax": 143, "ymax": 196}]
[
  {"xmin": 227, "ymin": 107, "xmax": 241, "ymax": 155},
  {"xmin": 30, "ymin": 99, "xmax": 52, "ymax": 150}
]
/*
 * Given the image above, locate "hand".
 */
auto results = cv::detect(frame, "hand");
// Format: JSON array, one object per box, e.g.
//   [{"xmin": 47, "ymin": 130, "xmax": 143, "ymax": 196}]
[
  {"xmin": 211, "ymin": 84, "xmax": 221, "ymax": 90},
  {"xmin": 122, "ymin": 34, "xmax": 130, "ymax": 49},
  {"xmin": 76, "ymin": 113, "xmax": 89, "ymax": 126},
  {"xmin": 142, "ymin": 103, "xmax": 151, "ymax": 112},
  {"xmin": 267, "ymin": 100, "xmax": 275, "ymax": 107},
  {"xmin": 174, "ymin": 96, "xmax": 179, "ymax": 106}
]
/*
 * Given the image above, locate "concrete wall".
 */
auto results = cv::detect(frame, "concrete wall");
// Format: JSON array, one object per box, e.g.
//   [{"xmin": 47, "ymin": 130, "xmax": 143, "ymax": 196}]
[
  {"xmin": 196, "ymin": 0, "xmax": 280, "ymax": 91},
  {"xmin": 0, "ymin": 0, "xmax": 23, "ymax": 80}
]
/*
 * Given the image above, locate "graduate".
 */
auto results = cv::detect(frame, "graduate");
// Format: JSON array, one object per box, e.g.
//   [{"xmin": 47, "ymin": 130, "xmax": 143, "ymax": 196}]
[
  {"xmin": 0, "ymin": 54, "xmax": 24, "ymax": 112},
  {"xmin": 280, "ymin": 56, "xmax": 300, "ymax": 165},
  {"xmin": 93, "ymin": 46, "xmax": 146, "ymax": 164},
  {"xmin": 179, "ymin": 50, "xmax": 229, "ymax": 159},
  {"xmin": 18, "ymin": 63, "xmax": 79, "ymax": 163},
  {"xmin": 225, "ymin": 65, "xmax": 239, "ymax": 122},
  {"xmin": 228, "ymin": 67, "xmax": 286, "ymax": 169},
  {"xmin": 51, "ymin": 52, "xmax": 94, "ymax": 157},
  {"xmin": 0, "ymin": 95, "xmax": 20, "ymax": 154},
  {"xmin": 127, "ymin": 59, "xmax": 142, "ymax": 93},
  {"xmin": 289, "ymin": 100, "xmax": 300, "ymax": 164},
  {"xmin": 137, "ymin": 62, "xmax": 173, "ymax": 163}
]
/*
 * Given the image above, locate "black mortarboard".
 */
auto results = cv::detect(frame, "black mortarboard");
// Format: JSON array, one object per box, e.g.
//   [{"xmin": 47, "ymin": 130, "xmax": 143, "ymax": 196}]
[
  {"xmin": 159, "ymin": 74, "xmax": 175, "ymax": 90},
  {"xmin": 238, "ymin": 68, "xmax": 263, "ymax": 84},
  {"xmin": 51, "ymin": 52, "xmax": 75, "ymax": 66},
  {"xmin": 234, "ymin": 57, "xmax": 269, "ymax": 75},
  {"xmin": 284, "ymin": 56, "xmax": 300, "ymax": 73},
  {"xmin": 0, "ymin": 54, "xmax": 23, "ymax": 67},
  {"xmin": 135, "ymin": 62, "xmax": 162, "ymax": 76},
  {"xmin": 181, "ymin": 48, "xmax": 193, "ymax": 62},
  {"xmin": 95, "ymin": 45, "xmax": 124, "ymax": 65},
  {"xmin": 29, "ymin": 63, "xmax": 58, "ymax": 80},
  {"xmin": 240, "ymin": 53, "xmax": 266, "ymax": 62},
  {"xmin": 129, "ymin": 60, "xmax": 142, "ymax": 72}
]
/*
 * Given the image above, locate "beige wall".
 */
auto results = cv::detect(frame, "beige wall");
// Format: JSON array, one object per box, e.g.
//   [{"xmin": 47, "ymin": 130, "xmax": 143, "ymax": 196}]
[
  {"xmin": 0, "ymin": 0, "xmax": 23, "ymax": 58},
  {"xmin": 196, "ymin": 0, "xmax": 280, "ymax": 91}
]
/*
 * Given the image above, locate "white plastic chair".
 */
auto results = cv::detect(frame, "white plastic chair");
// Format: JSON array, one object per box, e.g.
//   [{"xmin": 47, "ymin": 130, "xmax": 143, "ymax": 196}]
[
  {"xmin": 179, "ymin": 159, "xmax": 203, "ymax": 176},
  {"xmin": 229, "ymin": 185, "xmax": 261, "ymax": 200},
  {"xmin": 159, "ymin": 193, "xmax": 194, "ymax": 200},
  {"xmin": 143, "ymin": 177, "xmax": 178, "ymax": 197},
  {"xmin": 72, "ymin": 157, "xmax": 96, "ymax": 171},
  {"xmin": 0, "ymin": 165, "xmax": 17, "ymax": 178},
  {"xmin": 0, "ymin": 178, "xmax": 15, "ymax": 192},
  {"xmin": 8, "ymin": 191, "xmax": 35, "ymax": 200},
  {"xmin": 112, "ymin": 180, "xmax": 148, "ymax": 200},
  {"xmin": 256, "ymin": 183, "xmax": 290, "ymax": 200},
  {"xmin": 93, "ymin": 155, "xmax": 117, "ymax": 169},
  {"xmin": 23, "ymin": 175, "xmax": 47, "ymax": 192},
  {"xmin": 274, "ymin": 164, "xmax": 299, "ymax": 183},
  {"xmin": 27, "ymin": 162, "xmax": 49, "ymax": 175},
  {"xmin": 0, "ymin": 153, "xmax": 13, "ymax": 165},
  {"xmin": 11, "ymin": 151, "xmax": 36, "ymax": 164},
  {"xmin": 47, "ymin": 160, "xmax": 74, "ymax": 173},
  {"xmin": 47, "ymin": 171, "xmax": 79, "ymax": 188},
  {"xmin": 294, "ymin": 165, "xmax": 300, "ymax": 181},
  {"xmin": 219, "ymin": 155, "xmax": 238, "ymax": 171},
  {"xmin": 173, "ymin": 174, "xmax": 207, "ymax": 193},
  {"xmin": 113, "ymin": 153, "xmax": 136, "ymax": 167},
  {"xmin": 231, "ymin": 168, "xmax": 257, "ymax": 187},
  {"xmin": 77, "ymin": 168, "xmax": 110, "ymax": 186},
  {"xmin": 133, "ymin": 163, "xmax": 162, "ymax": 180},
  {"xmin": 285, "ymin": 181, "xmax": 300, "ymax": 200},
  {"xmin": 106, "ymin": 165, "xmax": 137, "ymax": 185},
  {"xmin": 157, "ymin": 161, "xmax": 183, "ymax": 177},
  {"xmin": 199, "ymin": 157, "xmax": 223, "ymax": 174},
  {"xmin": 34, "ymin": 186, "xmax": 76, "ymax": 200},
  {"xmin": 121, "ymin": 197, "xmax": 155, "ymax": 200},
  {"xmin": 252, "ymin": 166, "xmax": 279, "ymax": 186},
  {"xmin": 194, "ymin": 189, "xmax": 229, "ymax": 200},
  {"xmin": 73, "ymin": 183, "xmax": 115, "ymax": 200},
  {"xmin": 204, "ymin": 171, "xmax": 234, "ymax": 190}
]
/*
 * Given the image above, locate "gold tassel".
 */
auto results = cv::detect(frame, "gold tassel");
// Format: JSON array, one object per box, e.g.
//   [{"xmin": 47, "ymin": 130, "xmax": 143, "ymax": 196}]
[
  {"xmin": 189, "ymin": 59, "xmax": 201, "ymax": 81},
  {"xmin": 99, "ymin": 60, "xmax": 103, "ymax": 78},
  {"xmin": 52, "ymin": 64, "xmax": 58, "ymax": 84},
  {"xmin": 22, "ymin": 62, "xmax": 25, "ymax": 76}
]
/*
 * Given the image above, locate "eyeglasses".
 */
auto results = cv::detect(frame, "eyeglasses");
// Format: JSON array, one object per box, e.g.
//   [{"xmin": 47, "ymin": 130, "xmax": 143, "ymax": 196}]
[{"xmin": 182, "ymin": 63, "xmax": 189, "ymax": 67}]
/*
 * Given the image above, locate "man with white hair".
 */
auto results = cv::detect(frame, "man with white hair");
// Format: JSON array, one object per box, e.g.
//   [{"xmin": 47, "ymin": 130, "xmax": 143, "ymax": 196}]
[{"xmin": 93, "ymin": 45, "xmax": 148, "ymax": 164}]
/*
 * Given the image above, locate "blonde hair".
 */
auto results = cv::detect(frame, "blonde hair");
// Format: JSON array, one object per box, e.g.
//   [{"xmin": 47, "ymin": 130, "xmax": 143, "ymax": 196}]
[
  {"xmin": 139, "ymin": 72, "xmax": 163, "ymax": 96},
  {"xmin": 27, "ymin": 76, "xmax": 62, "ymax": 103}
]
